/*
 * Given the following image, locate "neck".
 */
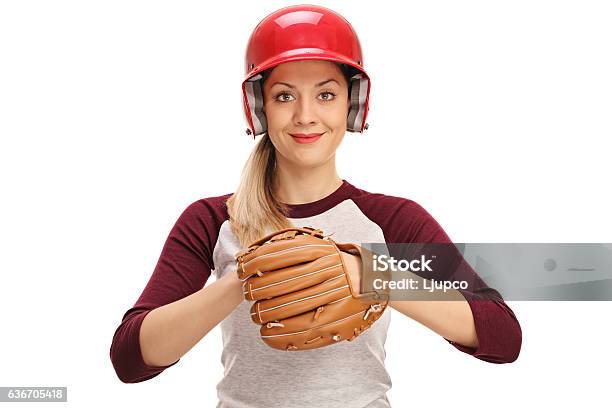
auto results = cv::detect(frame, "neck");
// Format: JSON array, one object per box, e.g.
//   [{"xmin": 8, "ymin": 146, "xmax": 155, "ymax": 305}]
[{"xmin": 273, "ymin": 158, "xmax": 343, "ymax": 205}]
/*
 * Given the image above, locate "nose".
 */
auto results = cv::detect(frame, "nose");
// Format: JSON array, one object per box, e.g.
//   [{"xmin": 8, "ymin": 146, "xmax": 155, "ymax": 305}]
[{"xmin": 293, "ymin": 97, "xmax": 317, "ymax": 127}]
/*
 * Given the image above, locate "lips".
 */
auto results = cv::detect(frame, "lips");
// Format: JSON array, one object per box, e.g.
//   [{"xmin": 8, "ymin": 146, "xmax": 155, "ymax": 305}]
[
  {"xmin": 289, "ymin": 132, "xmax": 324, "ymax": 144},
  {"xmin": 289, "ymin": 133, "xmax": 324, "ymax": 138}
]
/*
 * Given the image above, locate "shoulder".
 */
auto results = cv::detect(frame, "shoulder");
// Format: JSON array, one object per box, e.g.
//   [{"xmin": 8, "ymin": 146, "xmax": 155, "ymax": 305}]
[
  {"xmin": 349, "ymin": 184, "xmax": 451, "ymax": 243},
  {"xmin": 169, "ymin": 192, "xmax": 233, "ymax": 239},
  {"xmin": 350, "ymin": 184, "xmax": 433, "ymax": 221},
  {"xmin": 179, "ymin": 193, "xmax": 232, "ymax": 222}
]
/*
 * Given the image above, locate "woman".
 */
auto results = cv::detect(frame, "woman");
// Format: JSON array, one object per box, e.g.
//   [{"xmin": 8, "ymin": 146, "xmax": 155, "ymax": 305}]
[{"xmin": 110, "ymin": 5, "xmax": 522, "ymax": 407}]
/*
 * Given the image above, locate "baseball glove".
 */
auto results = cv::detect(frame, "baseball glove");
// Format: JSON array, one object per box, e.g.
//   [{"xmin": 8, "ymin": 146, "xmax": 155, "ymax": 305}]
[{"xmin": 234, "ymin": 226, "xmax": 390, "ymax": 351}]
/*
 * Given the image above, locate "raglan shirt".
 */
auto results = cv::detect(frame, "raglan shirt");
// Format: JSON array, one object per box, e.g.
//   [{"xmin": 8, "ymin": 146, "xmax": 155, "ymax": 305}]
[{"xmin": 110, "ymin": 179, "xmax": 522, "ymax": 408}]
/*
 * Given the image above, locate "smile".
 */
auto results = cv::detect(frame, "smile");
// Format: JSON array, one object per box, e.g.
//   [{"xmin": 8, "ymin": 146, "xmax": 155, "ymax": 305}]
[{"xmin": 289, "ymin": 132, "xmax": 324, "ymax": 144}]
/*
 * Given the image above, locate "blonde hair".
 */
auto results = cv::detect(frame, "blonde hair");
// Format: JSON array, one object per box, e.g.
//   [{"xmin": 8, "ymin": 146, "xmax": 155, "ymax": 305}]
[
  {"xmin": 226, "ymin": 62, "xmax": 356, "ymax": 248},
  {"xmin": 226, "ymin": 133, "xmax": 294, "ymax": 248}
]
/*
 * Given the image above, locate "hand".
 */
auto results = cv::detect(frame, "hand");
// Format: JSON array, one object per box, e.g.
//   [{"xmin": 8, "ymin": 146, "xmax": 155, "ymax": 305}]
[{"xmin": 340, "ymin": 250, "xmax": 362, "ymax": 296}]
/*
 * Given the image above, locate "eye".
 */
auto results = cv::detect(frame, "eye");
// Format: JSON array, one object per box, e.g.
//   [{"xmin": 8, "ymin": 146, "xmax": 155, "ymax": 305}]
[
  {"xmin": 275, "ymin": 92, "xmax": 295, "ymax": 102},
  {"xmin": 319, "ymin": 91, "xmax": 337, "ymax": 101},
  {"xmin": 273, "ymin": 92, "xmax": 295, "ymax": 103}
]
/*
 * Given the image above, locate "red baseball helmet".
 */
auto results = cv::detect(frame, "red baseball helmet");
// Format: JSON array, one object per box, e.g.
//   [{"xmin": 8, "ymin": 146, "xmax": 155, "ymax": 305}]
[{"xmin": 242, "ymin": 4, "xmax": 371, "ymax": 137}]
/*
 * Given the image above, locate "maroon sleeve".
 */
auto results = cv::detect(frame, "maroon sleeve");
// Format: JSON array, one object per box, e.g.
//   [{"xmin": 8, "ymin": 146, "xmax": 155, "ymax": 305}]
[
  {"xmin": 110, "ymin": 195, "xmax": 230, "ymax": 383},
  {"xmin": 352, "ymin": 191, "xmax": 522, "ymax": 363}
]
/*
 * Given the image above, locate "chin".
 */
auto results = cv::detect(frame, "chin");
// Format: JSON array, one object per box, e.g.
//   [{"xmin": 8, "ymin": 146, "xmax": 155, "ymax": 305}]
[{"xmin": 290, "ymin": 154, "xmax": 328, "ymax": 169}]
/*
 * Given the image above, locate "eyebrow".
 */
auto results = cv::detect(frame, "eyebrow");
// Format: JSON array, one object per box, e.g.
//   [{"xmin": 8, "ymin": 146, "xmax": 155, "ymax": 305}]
[{"xmin": 270, "ymin": 79, "xmax": 340, "ymax": 89}]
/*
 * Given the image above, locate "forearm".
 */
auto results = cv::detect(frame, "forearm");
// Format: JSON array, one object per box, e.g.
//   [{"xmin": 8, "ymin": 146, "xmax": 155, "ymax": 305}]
[
  {"xmin": 140, "ymin": 272, "xmax": 244, "ymax": 367},
  {"xmin": 345, "ymin": 250, "xmax": 478, "ymax": 348},
  {"xmin": 389, "ymin": 293, "xmax": 478, "ymax": 348}
]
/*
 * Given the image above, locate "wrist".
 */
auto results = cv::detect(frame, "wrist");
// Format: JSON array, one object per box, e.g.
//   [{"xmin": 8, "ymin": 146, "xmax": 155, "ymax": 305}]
[{"xmin": 219, "ymin": 271, "xmax": 245, "ymax": 300}]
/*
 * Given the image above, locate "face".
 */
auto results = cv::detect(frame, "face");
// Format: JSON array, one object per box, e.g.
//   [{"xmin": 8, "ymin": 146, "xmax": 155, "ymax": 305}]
[{"xmin": 262, "ymin": 59, "xmax": 350, "ymax": 169}]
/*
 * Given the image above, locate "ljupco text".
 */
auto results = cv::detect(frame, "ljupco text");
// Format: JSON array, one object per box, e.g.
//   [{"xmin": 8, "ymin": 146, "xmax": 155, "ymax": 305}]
[{"xmin": 373, "ymin": 278, "xmax": 469, "ymax": 292}]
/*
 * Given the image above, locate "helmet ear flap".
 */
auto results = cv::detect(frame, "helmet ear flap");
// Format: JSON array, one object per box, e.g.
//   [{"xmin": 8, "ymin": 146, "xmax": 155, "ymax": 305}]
[
  {"xmin": 337, "ymin": 63, "xmax": 370, "ymax": 133},
  {"xmin": 346, "ymin": 71, "xmax": 370, "ymax": 133},
  {"xmin": 243, "ymin": 74, "xmax": 267, "ymax": 137}
]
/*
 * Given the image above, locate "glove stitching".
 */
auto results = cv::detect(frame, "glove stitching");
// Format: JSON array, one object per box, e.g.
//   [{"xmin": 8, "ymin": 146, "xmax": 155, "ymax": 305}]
[
  {"xmin": 313, "ymin": 306, "xmax": 325, "ymax": 321},
  {"xmin": 305, "ymin": 335, "xmax": 323, "ymax": 344},
  {"xmin": 240, "ymin": 244, "xmax": 335, "ymax": 268},
  {"xmin": 256, "ymin": 302, "xmax": 262, "ymax": 324},
  {"xmin": 253, "ymin": 281, "xmax": 348, "ymax": 315},
  {"xmin": 245, "ymin": 261, "xmax": 342, "ymax": 295},
  {"xmin": 261, "ymin": 308, "xmax": 379, "ymax": 338}
]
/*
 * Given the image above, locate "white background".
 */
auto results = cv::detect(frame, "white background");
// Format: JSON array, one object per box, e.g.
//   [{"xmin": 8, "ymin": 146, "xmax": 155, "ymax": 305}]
[{"xmin": 1, "ymin": 0, "xmax": 611, "ymax": 407}]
